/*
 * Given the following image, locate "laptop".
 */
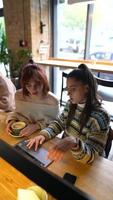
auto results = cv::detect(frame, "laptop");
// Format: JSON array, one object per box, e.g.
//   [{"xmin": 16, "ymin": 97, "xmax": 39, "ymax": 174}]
[
  {"xmin": 0, "ymin": 139, "xmax": 94, "ymax": 200},
  {"xmin": 15, "ymin": 140, "xmax": 53, "ymax": 168}
]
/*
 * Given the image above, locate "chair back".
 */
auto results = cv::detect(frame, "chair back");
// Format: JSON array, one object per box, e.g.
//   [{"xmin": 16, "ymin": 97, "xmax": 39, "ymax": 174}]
[
  {"xmin": 60, "ymin": 72, "xmax": 68, "ymax": 107},
  {"xmin": 95, "ymin": 76, "xmax": 113, "ymax": 158},
  {"xmin": 95, "ymin": 76, "xmax": 113, "ymax": 87},
  {"xmin": 95, "ymin": 76, "xmax": 113, "ymax": 102},
  {"xmin": 105, "ymin": 127, "xmax": 113, "ymax": 158}
]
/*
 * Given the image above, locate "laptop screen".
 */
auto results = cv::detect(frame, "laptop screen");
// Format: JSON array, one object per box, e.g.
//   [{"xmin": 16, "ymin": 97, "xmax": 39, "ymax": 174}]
[{"xmin": 15, "ymin": 140, "xmax": 53, "ymax": 167}]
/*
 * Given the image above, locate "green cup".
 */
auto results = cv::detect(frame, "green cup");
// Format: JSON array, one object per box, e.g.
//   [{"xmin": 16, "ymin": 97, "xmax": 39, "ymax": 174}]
[{"xmin": 11, "ymin": 121, "xmax": 26, "ymax": 136}]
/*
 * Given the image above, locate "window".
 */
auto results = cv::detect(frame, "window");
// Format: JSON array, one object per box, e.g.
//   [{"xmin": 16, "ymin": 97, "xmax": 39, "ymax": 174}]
[
  {"xmin": 54, "ymin": 0, "xmax": 113, "ymax": 62},
  {"xmin": 53, "ymin": 0, "xmax": 113, "ymax": 99},
  {"xmin": 56, "ymin": 1, "xmax": 87, "ymax": 59},
  {"xmin": 89, "ymin": 0, "xmax": 113, "ymax": 61},
  {"xmin": 0, "ymin": 0, "xmax": 3, "ymax": 9}
]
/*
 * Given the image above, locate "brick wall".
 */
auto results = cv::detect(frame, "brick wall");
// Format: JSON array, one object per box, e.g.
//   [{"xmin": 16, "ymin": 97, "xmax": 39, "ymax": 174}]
[{"xmin": 3, "ymin": 0, "xmax": 51, "ymax": 61}]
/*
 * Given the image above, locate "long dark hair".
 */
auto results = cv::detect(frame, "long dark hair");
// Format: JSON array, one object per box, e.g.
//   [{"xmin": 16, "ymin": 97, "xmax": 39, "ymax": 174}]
[{"xmin": 67, "ymin": 63, "xmax": 101, "ymax": 132}]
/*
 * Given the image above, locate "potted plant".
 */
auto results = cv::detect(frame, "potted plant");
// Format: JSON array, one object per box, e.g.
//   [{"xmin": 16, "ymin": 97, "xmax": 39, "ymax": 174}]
[
  {"xmin": 8, "ymin": 48, "xmax": 32, "ymax": 89},
  {"xmin": 0, "ymin": 25, "xmax": 32, "ymax": 88},
  {"xmin": 8, "ymin": 48, "xmax": 32, "ymax": 78}
]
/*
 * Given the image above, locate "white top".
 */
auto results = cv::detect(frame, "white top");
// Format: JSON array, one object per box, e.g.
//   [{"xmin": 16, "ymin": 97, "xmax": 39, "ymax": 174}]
[
  {"xmin": 7, "ymin": 89, "xmax": 59, "ymax": 128},
  {"xmin": 0, "ymin": 74, "xmax": 16, "ymax": 111}
]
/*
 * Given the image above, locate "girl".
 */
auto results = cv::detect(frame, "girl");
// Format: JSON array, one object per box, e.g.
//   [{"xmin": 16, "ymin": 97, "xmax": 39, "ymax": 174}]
[
  {"xmin": 6, "ymin": 60, "xmax": 59, "ymax": 137},
  {"xmin": 27, "ymin": 64, "xmax": 110, "ymax": 164}
]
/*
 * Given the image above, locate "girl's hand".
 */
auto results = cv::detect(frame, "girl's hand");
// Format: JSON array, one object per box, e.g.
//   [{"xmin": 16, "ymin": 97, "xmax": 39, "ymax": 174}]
[
  {"xmin": 26, "ymin": 135, "xmax": 46, "ymax": 151},
  {"xmin": 6, "ymin": 121, "xmax": 14, "ymax": 135},
  {"xmin": 47, "ymin": 136, "xmax": 77, "ymax": 162},
  {"xmin": 19, "ymin": 124, "xmax": 39, "ymax": 137}
]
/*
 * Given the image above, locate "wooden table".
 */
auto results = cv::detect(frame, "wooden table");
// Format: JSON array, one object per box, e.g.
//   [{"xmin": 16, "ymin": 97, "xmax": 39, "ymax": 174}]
[
  {"xmin": 0, "ymin": 157, "xmax": 35, "ymax": 200},
  {"xmin": 0, "ymin": 112, "xmax": 113, "ymax": 200},
  {"xmin": 37, "ymin": 58, "xmax": 113, "ymax": 73}
]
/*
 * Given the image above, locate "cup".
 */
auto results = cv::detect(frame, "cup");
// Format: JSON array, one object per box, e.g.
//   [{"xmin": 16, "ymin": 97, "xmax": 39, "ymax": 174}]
[{"xmin": 11, "ymin": 121, "xmax": 26, "ymax": 136}]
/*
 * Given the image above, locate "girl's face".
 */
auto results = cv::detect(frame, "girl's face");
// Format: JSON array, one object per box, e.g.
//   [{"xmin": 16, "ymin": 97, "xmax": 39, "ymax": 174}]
[
  {"xmin": 26, "ymin": 79, "xmax": 43, "ymax": 96},
  {"xmin": 67, "ymin": 77, "xmax": 89, "ymax": 104}
]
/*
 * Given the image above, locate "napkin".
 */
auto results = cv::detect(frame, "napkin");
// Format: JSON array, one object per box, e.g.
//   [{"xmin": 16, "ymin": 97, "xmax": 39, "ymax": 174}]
[
  {"xmin": 17, "ymin": 186, "xmax": 48, "ymax": 200},
  {"xmin": 17, "ymin": 189, "xmax": 40, "ymax": 200}
]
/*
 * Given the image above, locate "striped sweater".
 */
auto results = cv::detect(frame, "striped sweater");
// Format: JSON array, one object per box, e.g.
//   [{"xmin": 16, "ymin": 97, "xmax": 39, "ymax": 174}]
[{"xmin": 40, "ymin": 101, "xmax": 110, "ymax": 164}]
